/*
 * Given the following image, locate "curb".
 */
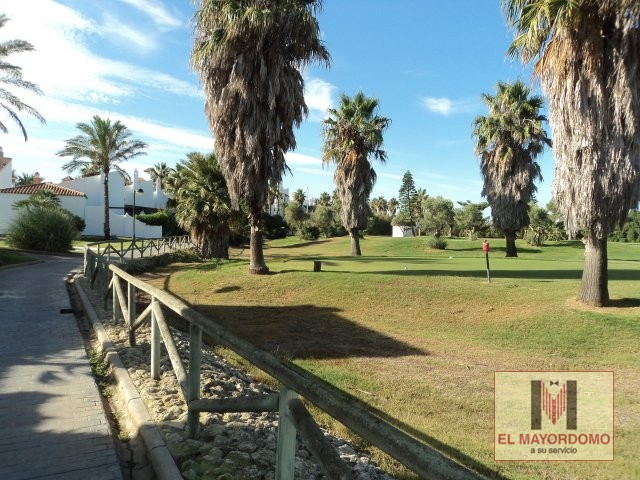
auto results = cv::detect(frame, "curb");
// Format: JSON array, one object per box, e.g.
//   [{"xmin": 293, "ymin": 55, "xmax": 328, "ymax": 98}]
[{"xmin": 71, "ymin": 273, "xmax": 183, "ymax": 480}]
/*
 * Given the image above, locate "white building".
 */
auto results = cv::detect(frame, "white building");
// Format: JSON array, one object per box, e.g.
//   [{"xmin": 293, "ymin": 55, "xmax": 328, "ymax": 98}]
[
  {"xmin": 392, "ymin": 225, "xmax": 415, "ymax": 237},
  {"xmin": 0, "ymin": 147, "xmax": 168, "ymax": 238}
]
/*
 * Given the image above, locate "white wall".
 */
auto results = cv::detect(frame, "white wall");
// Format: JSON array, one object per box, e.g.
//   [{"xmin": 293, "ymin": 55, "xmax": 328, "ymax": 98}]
[
  {"xmin": 0, "ymin": 157, "xmax": 12, "ymax": 189},
  {"xmin": 124, "ymin": 177, "xmax": 169, "ymax": 211},
  {"xmin": 392, "ymin": 225, "xmax": 414, "ymax": 238},
  {"xmin": 82, "ymin": 207, "xmax": 161, "ymax": 238},
  {"xmin": 0, "ymin": 193, "xmax": 22, "ymax": 233},
  {"xmin": 60, "ymin": 172, "xmax": 126, "ymax": 212}
]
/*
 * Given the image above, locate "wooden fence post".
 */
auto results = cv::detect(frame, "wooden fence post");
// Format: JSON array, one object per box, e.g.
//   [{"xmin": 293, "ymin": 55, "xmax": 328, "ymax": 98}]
[
  {"xmin": 127, "ymin": 282, "xmax": 136, "ymax": 346},
  {"xmin": 112, "ymin": 279, "xmax": 119, "ymax": 324},
  {"xmin": 150, "ymin": 297, "xmax": 160, "ymax": 380},
  {"xmin": 188, "ymin": 325, "xmax": 202, "ymax": 438},
  {"xmin": 276, "ymin": 385, "xmax": 298, "ymax": 480}
]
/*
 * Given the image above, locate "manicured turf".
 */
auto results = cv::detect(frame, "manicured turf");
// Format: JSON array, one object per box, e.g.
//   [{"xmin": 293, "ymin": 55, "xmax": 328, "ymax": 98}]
[{"xmin": 143, "ymin": 236, "xmax": 639, "ymax": 480}]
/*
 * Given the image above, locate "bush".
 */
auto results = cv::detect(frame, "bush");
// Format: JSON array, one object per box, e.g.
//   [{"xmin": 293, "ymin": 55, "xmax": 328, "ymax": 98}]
[
  {"xmin": 7, "ymin": 207, "xmax": 78, "ymax": 252},
  {"xmin": 426, "ymin": 236, "xmax": 448, "ymax": 250},
  {"xmin": 366, "ymin": 214, "xmax": 392, "ymax": 236},
  {"xmin": 299, "ymin": 224, "xmax": 320, "ymax": 241},
  {"xmin": 263, "ymin": 213, "xmax": 288, "ymax": 239},
  {"xmin": 69, "ymin": 213, "xmax": 86, "ymax": 233},
  {"xmin": 137, "ymin": 209, "xmax": 185, "ymax": 236}
]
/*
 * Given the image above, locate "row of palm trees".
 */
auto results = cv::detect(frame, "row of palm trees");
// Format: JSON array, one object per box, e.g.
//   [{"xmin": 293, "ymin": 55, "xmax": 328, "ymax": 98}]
[
  {"xmin": 3, "ymin": 2, "xmax": 639, "ymax": 306},
  {"xmin": 191, "ymin": 0, "xmax": 639, "ymax": 307}
]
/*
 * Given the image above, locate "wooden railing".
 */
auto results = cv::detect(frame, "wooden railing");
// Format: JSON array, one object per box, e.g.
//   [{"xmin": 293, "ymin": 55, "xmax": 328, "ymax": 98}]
[
  {"xmin": 85, "ymin": 248, "xmax": 486, "ymax": 480},
  {"xmin": 86, "ymin": 235, "xmax": 194, "ymax": 263}
]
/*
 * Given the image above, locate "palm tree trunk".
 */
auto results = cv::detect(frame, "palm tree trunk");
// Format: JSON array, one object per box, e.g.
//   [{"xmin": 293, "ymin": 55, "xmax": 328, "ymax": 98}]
[
  {"xmin": 578, "ymin": 233, "xmax": 609, "ymax": 306},
  {"xmin": 249, "ymin": 204, "xmax": 269, "ymax": 274},
  {"xmin": 196, "ymin": 224, "xmax": 229, "ymax": 260},
  {"xmin": 350, "ymin": 228, "xmax": 361, "ymax": 256},
  {"xmin": 211, "ymin": 223, "xmax": 230, "ymax": 259},
  {"xmin": 505, "ymin": 231, "xmax": 518, "ymax": 257},
  {"xmin": 103, "ymin": 172, "xmax": 110, "ymax": 240}
]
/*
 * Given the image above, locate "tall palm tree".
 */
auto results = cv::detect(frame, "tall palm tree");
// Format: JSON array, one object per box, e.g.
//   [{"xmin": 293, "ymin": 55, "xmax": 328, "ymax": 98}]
[
  {"xmin": 472, "ymin": 80, "xmax": 551, "ymax": 257},
  {"xmin": 148, "ymin": 162, "xmax": 172, "ymax": 189},
  {"xmin": 503, "ymin": 0, "xmax": 640, "ymax": 305},
  {"xmin": 0, "ymin": 14, "xmax": 45, "ymax": 140},
  {"xmin": 388, "ymin": 197, "xmax": 399, "ymax": 217},
  {"xmin": 57, "ymin": 115, "xmax": 147, "ymax": 239},
  {"xmin": 292, "ymin": 188, "xmax": 306, "ymax": 207},
  {"xmin": 412, "ymin": 188, "xmax": 429, "ymax": 236},
  {"xmin": 166, "ymin": 152, "xmax": 232, "ymax": 259},
  {"xmin": 322, "ymin": 91, "xmax": 390, "ymax": 255},
  {"xmin": 192, "ymin": 0, "xmax": 330, "ymax": 274}
]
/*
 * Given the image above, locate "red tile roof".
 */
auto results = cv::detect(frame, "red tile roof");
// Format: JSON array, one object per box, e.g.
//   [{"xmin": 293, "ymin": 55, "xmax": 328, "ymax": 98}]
[
  {"xmin": 0, "ymin": 182, "xmax": 86, "ymax": 197},
  {"xmin": 0, "ymin": 158, "xmax": 9, "ymax": 171}
]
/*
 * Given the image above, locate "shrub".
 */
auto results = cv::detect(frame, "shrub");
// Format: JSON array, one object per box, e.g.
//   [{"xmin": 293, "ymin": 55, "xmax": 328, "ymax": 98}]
[
  {"xmin": 263, "ymin": 213, "xmax": 288, "ymax": 239},
  {"xmin": 7, "ymin": 207, "xmax": 78, "ymax": 252},
  {"xmin": 366, "ymin": 214, "xmax": 392, "ymax": 236},
  {"xmin": 137, "ymin": 209, "xmax": 185, "ymax": 236},
  {"xmin": 69, "ymin": 213, "xmax": 86, "ymax": 233},
  {"xmin": 299, "ymin": 224, "xmax": 320, "ymax": 241},
  {"xmin": 426, "ymin": 236, "xmax": 448, "ymax": 250}
]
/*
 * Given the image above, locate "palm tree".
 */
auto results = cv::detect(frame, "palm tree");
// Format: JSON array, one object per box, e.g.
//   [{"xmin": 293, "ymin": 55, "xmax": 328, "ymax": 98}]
[
  {"xmin": 57, "ymin": 115, "xmax": 147, "ymax": 239},
  {"xmin": 192, "ymin": 0, "xmax": 329, "ymax": 274},
  {"xmin": 388, "ymin": 197, "xmax": 399, "ymax": 217},
  {"xmin": 0, "ymin": 14, "xmax": 45, "ymax": 140},
  {"xmin": 166, "ymin": 152, "xmax": 232, "ymax": 259},
  {"xmin": 292, "ymin": 188, "xmax": 306, "ymax": 207},
  {"xmin": 503, "ymin": 0, "xmax": 640, "ymax": 305},
  {"xmin": 370, "ymin": 196, "xmax": 387, "ymax": 216},
  {"xmin": 317, "ymin": 191, "xmax": 331, "ymax": 207},
  {"xmin": 412, "ymin": 188, "xmax": 429, "ymax": 236},
  {"xmin": 322, "ymin": 91, "xmax": 390, "ymax": 255},
  {"xmin": 14, "ymin": 172, "xmax": 36, "ymax": 186},
  {"xmin": 147, "ymin": 162, "xmax": 172, "ymax": 189},
  {"xmin": 472, "ymin": 80, "xmax": 550, "ymax": 257}
]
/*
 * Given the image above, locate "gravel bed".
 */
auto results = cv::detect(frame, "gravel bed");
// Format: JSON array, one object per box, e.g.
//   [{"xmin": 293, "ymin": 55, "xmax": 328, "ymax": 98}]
[{"xmin": 79, "ymin": 276, "xmax": 395, "ymax": 480}]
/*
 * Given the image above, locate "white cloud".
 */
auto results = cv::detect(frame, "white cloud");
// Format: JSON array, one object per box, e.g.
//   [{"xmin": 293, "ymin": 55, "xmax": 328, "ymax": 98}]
[
  {"xmin": 423, "ymin": 97, "xmax": 454, "ymax": 115},
  {"xmin": 117, "ymin": 0, "xmax": 183, "ymax": 28},
  {"xmin": 2, "ymin": 0, "xmax": 199, "ymax": 104},
  {"xmin": 421, "ymin": 96, "xmax": 480, "ymax": 116},
  {"xmin": 304, "ymin": 77, "xmax": 336, "ymax": 120},
  {"xmin": 101, "ymin": 14, "xmax": 156, "ymax": 53}
]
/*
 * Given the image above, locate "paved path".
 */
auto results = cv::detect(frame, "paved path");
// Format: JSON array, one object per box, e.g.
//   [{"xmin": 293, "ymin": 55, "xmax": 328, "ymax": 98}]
[{"xmin": 0, "ymin": 254, "xmax": 122, "ymax": 480}]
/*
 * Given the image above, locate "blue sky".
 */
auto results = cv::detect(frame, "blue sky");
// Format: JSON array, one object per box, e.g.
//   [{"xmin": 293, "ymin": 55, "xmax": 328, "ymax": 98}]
[{"xmin": 2, "ymin": 0, "xmax": 555, "ymax": 206}]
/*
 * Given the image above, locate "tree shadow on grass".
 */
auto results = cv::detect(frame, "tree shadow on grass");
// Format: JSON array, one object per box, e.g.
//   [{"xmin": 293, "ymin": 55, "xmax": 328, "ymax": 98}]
[
  {"xmin": 335, "ymin": 268, "xmax": 640, "ymax": 282},
  {"xmin": 607, "ymin": 298, "xmax": 640, "ymax": 308},
  {"xmin": 177, "ymin": 302, "xmax": 426, "ymax": 360},
  {"xmin": 267, "ymin": 239, "xmax": 333, "ymax": 249}
]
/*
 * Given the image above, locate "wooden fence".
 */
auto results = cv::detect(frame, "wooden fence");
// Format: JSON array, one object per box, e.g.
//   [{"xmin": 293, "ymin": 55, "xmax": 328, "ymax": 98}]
[
  {"xmin": 86, "ymin": 235, "xmax": 194, "ymax": 262},
  {"xmin": 85, "ymin": 246, "xmax": 486, "ymax": 480}
]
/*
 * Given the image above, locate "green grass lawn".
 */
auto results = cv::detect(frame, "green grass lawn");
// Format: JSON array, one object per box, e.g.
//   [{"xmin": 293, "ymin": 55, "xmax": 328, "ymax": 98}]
[
  {"xmin": 142, "ymin": 236, "xmax": 639, "ymax": 480},
  {"xmin": 0, "ymin": 248, "xmax": 38, "ymax": 267}
]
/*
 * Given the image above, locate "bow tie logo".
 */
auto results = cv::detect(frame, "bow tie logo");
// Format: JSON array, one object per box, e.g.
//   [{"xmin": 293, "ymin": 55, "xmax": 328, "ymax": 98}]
[{"xmin": 550, "ymin": 381, "xmax": 559, "ymax": 386}]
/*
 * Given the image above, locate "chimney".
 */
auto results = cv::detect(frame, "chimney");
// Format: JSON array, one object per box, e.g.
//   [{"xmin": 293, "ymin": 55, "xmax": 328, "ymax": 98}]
[{"xmin": 33, "ymin": 172, "xmax": 42, "ymax": 184}]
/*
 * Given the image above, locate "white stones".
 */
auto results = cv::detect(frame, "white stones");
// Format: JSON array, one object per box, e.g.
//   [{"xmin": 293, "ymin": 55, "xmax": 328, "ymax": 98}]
[{"xmin": 90, "ymin": 283, "xmax": 394, "ymax": 479}]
